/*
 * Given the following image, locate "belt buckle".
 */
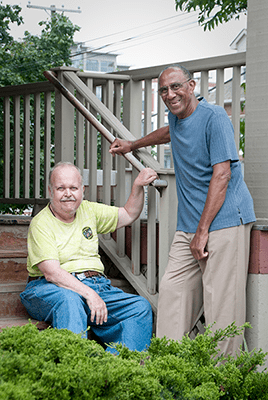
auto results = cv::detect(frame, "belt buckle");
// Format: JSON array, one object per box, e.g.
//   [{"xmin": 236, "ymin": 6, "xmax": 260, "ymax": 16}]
[{"xmin": 76, "ymin": 272, "xmax": 86, "ymax": 281}]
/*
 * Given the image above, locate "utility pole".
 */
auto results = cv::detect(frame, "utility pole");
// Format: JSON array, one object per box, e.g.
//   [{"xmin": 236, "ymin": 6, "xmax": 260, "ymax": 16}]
[{"xmin": 27, "ymin": 2, "xmax": 81, "ymax": 17}]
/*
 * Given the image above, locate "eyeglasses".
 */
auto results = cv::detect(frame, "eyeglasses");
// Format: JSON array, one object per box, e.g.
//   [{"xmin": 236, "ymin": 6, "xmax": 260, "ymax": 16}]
[{"xmin": 158, "ymin": 78, "xmax": 191, "ymax": 97}]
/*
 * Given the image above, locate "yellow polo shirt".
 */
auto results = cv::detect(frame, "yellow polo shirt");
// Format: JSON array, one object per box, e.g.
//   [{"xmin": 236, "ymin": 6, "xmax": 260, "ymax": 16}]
[{"xmin": 27, "ymin": 201, "xmax": 118, "ymax": 277}]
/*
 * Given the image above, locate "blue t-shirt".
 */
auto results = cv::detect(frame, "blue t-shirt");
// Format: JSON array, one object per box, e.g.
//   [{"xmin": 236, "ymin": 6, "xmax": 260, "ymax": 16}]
[{"xmin": 168, "ymin": 98, "xmax": 256, "ymax": 233}]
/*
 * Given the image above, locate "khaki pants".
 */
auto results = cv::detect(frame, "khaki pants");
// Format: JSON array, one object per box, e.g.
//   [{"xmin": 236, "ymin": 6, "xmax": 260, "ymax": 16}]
[{"xmin": 156, "ymin": 223, "xmax": 253, "ymax": 357}]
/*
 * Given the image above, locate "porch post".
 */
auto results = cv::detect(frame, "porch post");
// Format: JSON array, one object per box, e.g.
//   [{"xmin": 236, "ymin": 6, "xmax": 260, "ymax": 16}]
[
  {"xmin": 244, "ymin": 0, "xmax": 268, "ymax": 368},
  {"xmin": 53, "ymin": 67, "xmax": 79, "ymax": 164},
  {"xmin": 122, "ymin": 79, "xmax": 142, "ymax": 137},
  {"xmin": 122, "ymin": 79, "xmax": 143, "ymax": 272},
  {"xmin": 158, "ymin": 171, "xmax": 177, "ymax": 283}
]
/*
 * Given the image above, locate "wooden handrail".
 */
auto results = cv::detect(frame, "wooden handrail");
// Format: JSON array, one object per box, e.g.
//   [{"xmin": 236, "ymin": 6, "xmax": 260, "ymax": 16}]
[{"xmin": 43, "ymin": 70, "xmax": 167, "ymax": 191}]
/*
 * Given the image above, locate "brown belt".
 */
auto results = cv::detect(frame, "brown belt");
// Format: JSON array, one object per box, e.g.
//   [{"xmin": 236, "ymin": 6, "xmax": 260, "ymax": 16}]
[
  {"xmin": 75, "ymin": 270, "xmax": 102, "ymax": 278},
  {"xmin": 27, "ymin": 270, "xmax": 102, "ymax": 282},
  {"xmin": 28, "ymin": 275, "xmax": 43, "ymax": 282}
]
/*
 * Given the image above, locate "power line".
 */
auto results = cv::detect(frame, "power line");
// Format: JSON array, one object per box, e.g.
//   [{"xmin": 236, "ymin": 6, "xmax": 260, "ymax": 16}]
[
  {"xmin": 8, "ymin": 16, "xmax": 200, "ymax": 73},
  {"xmin": 71, "ymin": 16, "xmax": 200, "ymax": 62},
  {"xmin": 80, "ymin": 12, "xmax": 196, "ymax": 46},
  {"xmin": 8, "ymin": 11, "xmax": 201, "ymax": 73},
  {"xmin": 71, "ymin": 12, "xmax": 198, "ymax": 59},
  {"xmin": 105, "ymin": 22, "xmax": 201, "ymax": 55}
]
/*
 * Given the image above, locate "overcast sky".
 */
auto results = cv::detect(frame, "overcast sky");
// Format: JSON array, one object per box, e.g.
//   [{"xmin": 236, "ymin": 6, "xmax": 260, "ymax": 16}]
[{"xmin": 5, "ymin": 0, "xmax": 247, "ymax": 69}]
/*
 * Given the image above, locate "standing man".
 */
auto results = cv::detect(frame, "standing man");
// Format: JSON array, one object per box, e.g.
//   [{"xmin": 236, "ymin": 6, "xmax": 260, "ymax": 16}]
[
  {"xmin": 20, "ymin": 162, "xmax": 158, "ymax": 353},
  {"xmin": 109, "ymin": 65, "xmax": 256, "ymax": 356}
]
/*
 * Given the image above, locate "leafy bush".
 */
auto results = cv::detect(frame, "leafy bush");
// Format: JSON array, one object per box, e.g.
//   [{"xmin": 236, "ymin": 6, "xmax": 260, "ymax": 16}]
[{"xmin": 0, "ymin": 322, "xmax": 267, "ymax": 399}]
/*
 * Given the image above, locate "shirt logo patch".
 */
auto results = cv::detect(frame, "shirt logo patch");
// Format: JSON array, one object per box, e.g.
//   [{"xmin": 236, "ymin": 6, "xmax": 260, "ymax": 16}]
[{"xmin": 82, "ymin": 227, "xmax": 93, "ymax": 240}]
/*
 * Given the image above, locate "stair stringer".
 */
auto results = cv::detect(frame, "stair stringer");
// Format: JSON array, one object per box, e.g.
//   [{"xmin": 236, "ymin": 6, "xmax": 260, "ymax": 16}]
[{"xmin": 99, "ymin": 236, "xmax": 158, "ymax": 315}]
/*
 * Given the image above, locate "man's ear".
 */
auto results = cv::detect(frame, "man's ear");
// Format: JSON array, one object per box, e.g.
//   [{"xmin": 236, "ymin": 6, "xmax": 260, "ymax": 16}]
[
  {"xmin": 83, "ymin": 185, "xmax": 85, "ymax": 199},
  {"xmin": 189, "ymin": 79, "xmax": 196, "ymax": 93},
  {"xmin": 48, "ymin": 185, "xmax": 52, "ymax": 198}
]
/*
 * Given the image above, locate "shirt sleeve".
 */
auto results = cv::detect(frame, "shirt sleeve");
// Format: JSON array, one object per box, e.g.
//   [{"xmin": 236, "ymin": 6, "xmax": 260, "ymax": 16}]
[
  {"xmin": 90, "ymin": 202, "xmax": 119, "ymax": 234},
  {"xmin": 207, "ymin": 107, "xmax": 239, "ymax": 166},
  {"xmin": 27, "ymin": 217, "xmax": 59, "ymax": 272}
]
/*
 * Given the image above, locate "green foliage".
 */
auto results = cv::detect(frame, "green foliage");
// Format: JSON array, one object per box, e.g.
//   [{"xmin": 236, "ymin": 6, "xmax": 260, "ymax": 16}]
[
  {"xmin": 0, "ymin": 322, "xmax": 267, "ymax": 399},
  {"xmin": 0, "ymin": 2, "xmax": 23, "ymax": 45},
  {"xmin": 175, "ymin": 0, "xmax": 247, "ymax": 31},
  {"xmin": 0, "ymin": 4, "xmax": 80, "ymax": 86}
]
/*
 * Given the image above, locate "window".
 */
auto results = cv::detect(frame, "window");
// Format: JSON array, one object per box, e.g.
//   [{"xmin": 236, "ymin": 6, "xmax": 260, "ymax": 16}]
[
  {"xmin": 86, "ymin": 59, "xmax": 99, "ymax": 72},
  {"xmin": 72, "ymin": 54, "xmax": 83, "ymax": 70},
  {"xmin": 100, "ymin": 61, "xmax": 115, "ymax": 73}
]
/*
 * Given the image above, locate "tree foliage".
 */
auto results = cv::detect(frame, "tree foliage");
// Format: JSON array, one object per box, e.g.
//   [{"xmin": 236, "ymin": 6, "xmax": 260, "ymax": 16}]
[
  {"xmin": 0, "ymin": 2, "xmax": 80, "ymax": 86},
  {"xmin": 0, "ymin": 2, "xmax": 23, "ymax": 45},
  {"xmin": 175, "ymin": 0, "xmax": 247, "ymax": 31}
]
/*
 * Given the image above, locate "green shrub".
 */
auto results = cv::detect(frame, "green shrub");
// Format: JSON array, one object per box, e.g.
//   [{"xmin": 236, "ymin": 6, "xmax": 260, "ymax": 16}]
[{"xmin": 0, "ymin": 322, "xmax": 267, "ymax": 399}]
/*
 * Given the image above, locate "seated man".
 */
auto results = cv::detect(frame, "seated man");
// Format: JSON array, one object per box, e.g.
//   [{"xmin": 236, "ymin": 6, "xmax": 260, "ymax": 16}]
[{"xmin": 20, "ymin": 161, "xmax": 158, "ymax": 353}]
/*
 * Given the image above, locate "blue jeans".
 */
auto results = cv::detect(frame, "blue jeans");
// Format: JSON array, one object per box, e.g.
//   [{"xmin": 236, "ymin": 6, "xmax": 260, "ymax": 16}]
[{"xmin": 20, "ymin": 276, "xmax": 152, "ymax": 353}]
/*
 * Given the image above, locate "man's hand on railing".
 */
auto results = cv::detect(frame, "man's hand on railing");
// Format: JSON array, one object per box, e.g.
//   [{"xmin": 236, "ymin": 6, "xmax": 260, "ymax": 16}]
[
  {"xmin": 109, "ymin": 138, "xmax": 133, "ymax": 156},
  {"xmin": 116, "ymin": 168, "xmax": 159, "ymax": 229},
  {"xmin": 134, "ymin": 167, "xmax": 159, "ymax": 187}
]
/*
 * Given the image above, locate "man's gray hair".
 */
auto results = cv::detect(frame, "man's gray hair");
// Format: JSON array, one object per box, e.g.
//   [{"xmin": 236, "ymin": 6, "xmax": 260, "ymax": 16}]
[
  {"xmin": 158, "ymin": 65, "xmax": 192, "ymax": 85},
  {"xmin": 48, "ymin": 161, "xmax": 83, "ymax": 190}
]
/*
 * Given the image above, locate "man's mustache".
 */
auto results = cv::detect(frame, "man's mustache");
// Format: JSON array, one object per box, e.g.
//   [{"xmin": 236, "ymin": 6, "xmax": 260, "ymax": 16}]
[{"xmin": 60, "ymin": 197, "xmax": 76, "ymax": 202}]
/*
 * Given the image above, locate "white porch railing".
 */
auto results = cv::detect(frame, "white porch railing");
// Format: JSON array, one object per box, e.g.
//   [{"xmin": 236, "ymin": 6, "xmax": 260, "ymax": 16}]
[{"xmin": 0, "ymin": 52, "xmax": 246, "ymax": 314}]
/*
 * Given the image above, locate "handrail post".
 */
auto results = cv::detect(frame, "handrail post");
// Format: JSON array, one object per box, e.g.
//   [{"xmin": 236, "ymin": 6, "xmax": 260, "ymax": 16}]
[
  {"xmin": 200, "ymin": 70, "xmax": 209, "ymax": 100},
  {"xmin": 123, "ymin": 78, "xmax": 142, "ymax": 139},
  {"xmin": 232, "ymin": 66, "xmax": 241, "ymax": 153},
  {"xmin": 53, "ymin": 67, "xmax": 79, "ymax": 164},
  {"xmin": 158, "ymin": 171, "xmax": 177, "ymax": 283}
]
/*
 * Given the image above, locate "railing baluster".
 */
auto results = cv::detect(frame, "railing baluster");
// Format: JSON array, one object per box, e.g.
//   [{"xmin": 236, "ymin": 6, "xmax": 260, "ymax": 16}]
[
  {"xmin": 147, "ymin": 185, "xmax": 157, "ymax": 294},
  {"xmin": 158, "ymin": 172, "xmax": 177, "ymax": 283},
  {"xmin": 33, "ymin": 93, "xmax": 41, "ymax": 199},
  {"xmin": 144, "ymin": 79, "xmax": 152, "ymax": 154},
  {"xmin": 157, "ymin": 93, "xmax": 166, "ymax": 167},
  {"xmin": 131, "ymin": 168, "xmax": 141, "ymax": 276},
  {"xmin": 13, "ymin": 95, "xmax": 20, "ymax": 198},
  {"xmin": 23, "ymin": 94, "xmax": 31, "ymax": 199},
  {"xmin": 43, "ymin": 92, "xmax": 51, "ymax": 199},
  {"xmin": 4, "ymin": 97, "xmax": 10, "ymax": 198},
  {"xmin": 76, "ymin": 91, "xmax": 85, "ymax": 171},
  {"xmin": 200, "ymin": 70, "xmax": 209, "ymax": 100},
  {"xmin": 116, "ymin": 157, "xmax": 126, "ymax": 258},
  {"xmin": 123, "ymin": 79, "xmax": 143, "ymax": 139},
  {"xmin": 102, "ymin": 80, "xmax": 113, "ymax": 209},
  {"xmin": 114, "ymin": 81, "xmax": 126, "ymax": 257},
  {"xmin": 216, "ymin": 68, "xmax": 225, "ymax": 107}
]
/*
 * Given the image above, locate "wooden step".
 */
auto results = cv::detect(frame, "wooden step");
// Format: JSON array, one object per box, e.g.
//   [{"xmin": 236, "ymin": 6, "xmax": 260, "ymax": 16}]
[
  {"xmin": 0, "ymin": 249, "xmax": 28, "ymax": 258},
  {"xmin": 0, "ymin": 252, "xmax": 28, "ymax": 282},
  {"xmin": 0, "ymin": 280, "xmax": 51, "ymax": 332},
  {"xmin": 0, "ymin": 218, "xmax": 29, "ymax": 283},
  {"xmin": 0, "ymin": 317, "xmax": 50, "ymax": 331},
  {"xmin": 0, "ymin": 216, "xmax": 30, "ymax": 250},
  {"xmin": 0, "ymin": 282, "xmax": 28, "ymax": 318}
]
